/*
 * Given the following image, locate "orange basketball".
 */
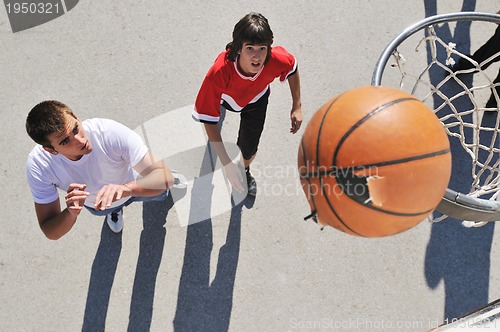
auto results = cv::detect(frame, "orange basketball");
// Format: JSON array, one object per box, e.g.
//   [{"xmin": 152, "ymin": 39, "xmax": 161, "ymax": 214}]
[{"xmin": 298, "ymin": 86, "xmax": 451, "ymax": 237}]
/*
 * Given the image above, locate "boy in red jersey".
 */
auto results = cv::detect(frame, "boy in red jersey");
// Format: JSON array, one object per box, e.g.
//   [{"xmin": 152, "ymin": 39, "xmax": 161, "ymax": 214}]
[{"xmin": 193, "ymin": 12, "xmax": 302, "ymax": 196}]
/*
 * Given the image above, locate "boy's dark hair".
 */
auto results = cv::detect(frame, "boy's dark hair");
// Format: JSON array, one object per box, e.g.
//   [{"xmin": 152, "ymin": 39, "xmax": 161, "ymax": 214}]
[
  {"xmin": 26, "ymin": 100, "xmax": 75, "ymax": 148},
  {"xmin": 226, "ymin": 12, "xmax": 274, "ymax": 63}
]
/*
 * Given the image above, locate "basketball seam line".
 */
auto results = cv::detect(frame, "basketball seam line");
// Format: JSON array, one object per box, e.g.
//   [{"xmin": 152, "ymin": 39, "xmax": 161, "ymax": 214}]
[
  {"xmin": 316, "ymin": 95, "xmax": 341, "ymax": 167},
  {"xmin": 362, "ymin": 203, "xmax": 435, "ymax": 217},
  {"xmin": 320, "ymin": 177, "xmax": 365, "ymax": 236},
  {"xmin": 315, "ymin": 94, "xmax": 365, "ymax": 236},
  {"xmin": 332, "ymin": 97, "xmax": 418, "ymax": 166},
  {"xmin": 353, "ymin": 148, "xmax": 451, "ymax": 169},
  {"xmin": 299, "ymin": 148, "xmax": 450, "ymax": 178}
]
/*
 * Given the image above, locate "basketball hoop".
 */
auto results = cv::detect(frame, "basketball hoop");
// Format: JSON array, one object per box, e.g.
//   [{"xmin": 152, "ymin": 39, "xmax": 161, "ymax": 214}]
[{"xmin": 372, "ymin": 12, "xmax": 500, "ymax": 225}]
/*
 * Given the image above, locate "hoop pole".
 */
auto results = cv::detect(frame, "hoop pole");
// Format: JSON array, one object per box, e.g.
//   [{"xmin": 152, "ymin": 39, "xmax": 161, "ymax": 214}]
[{"xmin": 371, "ymin": 12, "xmax": 500, "ymax": 86}]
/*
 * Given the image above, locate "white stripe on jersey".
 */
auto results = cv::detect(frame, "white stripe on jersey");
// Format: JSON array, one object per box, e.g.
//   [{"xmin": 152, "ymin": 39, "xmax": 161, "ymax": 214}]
[
  {"xmin": 192, "ymin": 109, "xmax": 220, "ymax": 123},
  {"xmin": 221, "ymin": 85, "xmax": 269, "ymax": 112},
  {"xmin": 283, "ymin": 56, "xmax": 298, "ymax": 81}
]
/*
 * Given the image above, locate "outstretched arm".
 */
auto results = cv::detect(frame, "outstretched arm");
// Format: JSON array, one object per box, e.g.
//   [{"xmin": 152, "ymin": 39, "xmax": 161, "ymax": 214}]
[
  {"xmin": 94, "ymin": 150, "xmax": 174, "ymax": 210},
  {"xmin": 204, "ymin": 123, "xmax": 245, "ymax": 192},
  {"xmin": 288, "ymin": 69, "xmax": 303, "ymax": 134}
]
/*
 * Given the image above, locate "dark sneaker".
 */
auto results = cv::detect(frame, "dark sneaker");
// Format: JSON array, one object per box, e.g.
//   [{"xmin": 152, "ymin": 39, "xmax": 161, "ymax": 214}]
[
  {"xmin": 106, "ymin": 209, "xmax": 124, "ymax": 233},
  {"xmin": 246, "ymin": 169, "xmax": 257, "ymax": 197}
]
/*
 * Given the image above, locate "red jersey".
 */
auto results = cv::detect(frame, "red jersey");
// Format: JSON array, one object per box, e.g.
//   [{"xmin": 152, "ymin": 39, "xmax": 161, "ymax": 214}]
[{"xmin": 193, "ymin": 46, "xmax": 297, "ymax": 124}]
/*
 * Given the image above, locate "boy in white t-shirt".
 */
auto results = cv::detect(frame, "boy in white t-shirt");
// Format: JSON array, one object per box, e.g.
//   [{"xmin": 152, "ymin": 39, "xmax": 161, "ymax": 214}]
[{"xmin": 26, "ymin": 100, "xmax": 181, "ymax": 239}]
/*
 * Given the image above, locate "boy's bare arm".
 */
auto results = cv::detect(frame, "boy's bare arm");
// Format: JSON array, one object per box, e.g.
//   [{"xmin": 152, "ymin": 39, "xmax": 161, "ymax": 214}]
[
  {"xmin": 94, "ymin": 150, "xmax": 174, "ymax": 210},
  {"xmin": 203, "ymin": 123, "xmax": 244, "ymax": 192},
  {"xmin": 203, "ymin": 123, "xmax": 232, "ymax": 165},
  {"xmin": 129, "ymin": 150, "xmax": 174, "ymax": 193},
  {"xmin": 288, "ymin": 69, "xmax": 303, "ymax": 134},
  {"xmin": 35, "ymin": 184, "xmax": 89, "ymax": 240}
]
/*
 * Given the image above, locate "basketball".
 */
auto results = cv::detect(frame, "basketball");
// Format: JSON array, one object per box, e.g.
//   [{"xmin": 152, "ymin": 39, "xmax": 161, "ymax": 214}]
[{"xmin": 298, "ymin": 86, "xmax": 452, "ymax": 237}]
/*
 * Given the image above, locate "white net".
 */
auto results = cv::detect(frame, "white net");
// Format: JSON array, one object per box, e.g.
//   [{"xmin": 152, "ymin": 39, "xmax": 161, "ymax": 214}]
[{"xmin": 373, "ymin": 14, "xmax": 500, "ymax": 224}]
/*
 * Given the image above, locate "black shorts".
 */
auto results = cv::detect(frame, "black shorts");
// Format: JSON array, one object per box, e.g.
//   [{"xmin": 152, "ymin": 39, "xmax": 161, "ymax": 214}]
[{"xmin": 236, "ymin": 92, "xmax": 269, "ymax": 160}]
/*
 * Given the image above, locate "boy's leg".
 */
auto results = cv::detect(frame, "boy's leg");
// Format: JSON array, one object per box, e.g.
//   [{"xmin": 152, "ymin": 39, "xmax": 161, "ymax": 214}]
[
  {"xmin": 236, "ymin": 88, "xmax": 270, "ymax": 163},
  {"xmin": 124, "ymin": 190, "xmax": 170, "ymax": 205},
  {"xmin": 83, "ymin": 190, "xmax": 170, "ymax": 233},
  {"xmin": 243, "ymin": 155, "xmax": 255, "ymax": 169},
  {"xmin": 241, "ymin": 154, "xmax": 257, "ymax": 197},
  {"xmin": 237, "ymin": 104, "xmax": 268, "ymax": 197},
  {"xmin": 84, "ymin": 202, "xmax": 129, "ymax": 233}
]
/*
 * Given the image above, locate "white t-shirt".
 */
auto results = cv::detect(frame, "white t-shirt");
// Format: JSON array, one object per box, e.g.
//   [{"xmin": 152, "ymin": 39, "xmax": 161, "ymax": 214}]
[{"xmin": 26, "ymin": 118, "xmax": 148, "ymax": 209}]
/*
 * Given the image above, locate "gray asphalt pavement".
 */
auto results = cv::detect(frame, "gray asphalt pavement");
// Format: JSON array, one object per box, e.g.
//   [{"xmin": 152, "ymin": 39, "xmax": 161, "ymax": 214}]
[{"xmin": 1, "ymin": 1, "xmax": 500, "ymax": 331}]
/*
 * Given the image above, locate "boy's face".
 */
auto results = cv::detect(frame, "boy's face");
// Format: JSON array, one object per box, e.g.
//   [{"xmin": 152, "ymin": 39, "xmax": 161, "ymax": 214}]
[
  {"xmin": 44, "ymin": 113, "xmax": 92, "ymax": 161},
  {"xmin": 237, "ymin": 42, "xmax": 268, "ymax": 76}
]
